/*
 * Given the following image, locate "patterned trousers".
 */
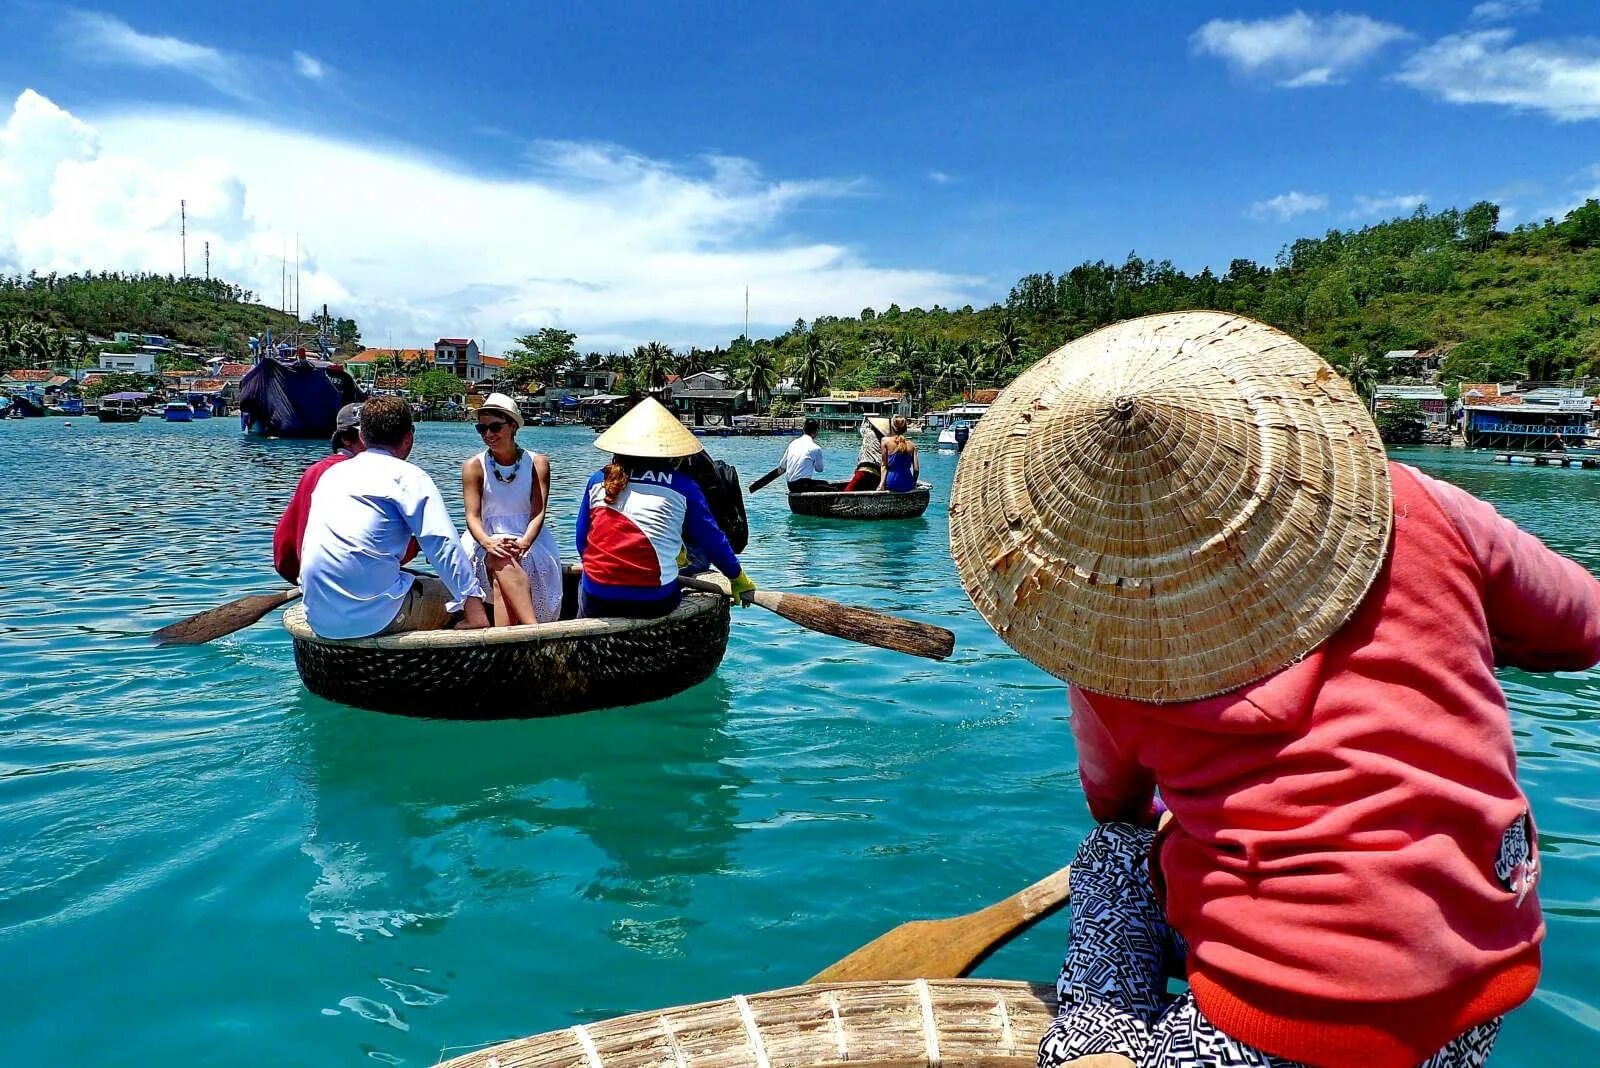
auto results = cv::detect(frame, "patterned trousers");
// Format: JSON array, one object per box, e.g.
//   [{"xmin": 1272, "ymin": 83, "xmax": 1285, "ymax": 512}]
[{"xmin": 1037, "ymin": 823, "xmax": 1502, "ymax": 1068}]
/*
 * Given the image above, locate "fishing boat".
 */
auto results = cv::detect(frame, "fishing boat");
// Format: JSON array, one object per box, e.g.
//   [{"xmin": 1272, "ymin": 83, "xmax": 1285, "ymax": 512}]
[
  {"xmin": 788, "ymin": 481, "xmax": 932, "ymax": 520},
  {"xmin": 95, "ymin": 393, "xmax": 147, "ymax": 423},
  {"xmin": 163, "ymin": 401, "xmax": 194, "ymax": 422},
  {"xmin": 48, "ymin": 396, "xmax": 85, "ymax": 417},
  {"xmin": 282, "ymin": 567, "xmax": 730, "ymax": 718},
  {"xmin": 439, "ymin": 978, "xmax": 1056, "ymax": 1067}
]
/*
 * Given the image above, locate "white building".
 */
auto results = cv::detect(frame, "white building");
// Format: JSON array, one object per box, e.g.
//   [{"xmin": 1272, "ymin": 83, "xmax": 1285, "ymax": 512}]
[{"xmin": 98, "ymin": 352, "xmax": 157, "ymax": 374}]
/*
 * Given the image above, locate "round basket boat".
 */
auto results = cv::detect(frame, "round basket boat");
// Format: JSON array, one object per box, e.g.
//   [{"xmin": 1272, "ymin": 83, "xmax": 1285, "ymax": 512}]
[
  {"xmin": 438, "ymin": 978, "xmax": 1057, "ymax": 1067},
  {"xmin": 284, "ymin": 569, "xmax": 730, "ymax": 719},
  {"xmin": 788, "ymin": 482, "xmax": 932, "ymax": 520}
]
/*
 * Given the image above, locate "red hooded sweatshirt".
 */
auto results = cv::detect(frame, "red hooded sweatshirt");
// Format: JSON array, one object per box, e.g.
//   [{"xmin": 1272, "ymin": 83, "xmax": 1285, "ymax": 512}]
[{"xmin": 1071, "ymin": 463, "xmax": 1600, "ymax": 1067}]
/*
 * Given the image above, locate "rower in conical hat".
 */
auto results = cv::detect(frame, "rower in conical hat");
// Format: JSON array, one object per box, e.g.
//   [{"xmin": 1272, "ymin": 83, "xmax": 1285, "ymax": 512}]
[
  {"xmin": 951, "ymin": 310, "xmax": 1600, "ymax": 1067},
  {"xmin": 578, "ymin": 396, "xmax": 757, "ymax": 619}
]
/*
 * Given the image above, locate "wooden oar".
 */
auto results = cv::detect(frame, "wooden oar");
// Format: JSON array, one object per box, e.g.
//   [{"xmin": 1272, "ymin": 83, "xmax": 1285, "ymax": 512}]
[
  {"xmin": 152, "ymin": 588, "xmax": 302, "ymax": 646},
  {"xmin": 678, "ymin": 573, "xmax": 954, "ymax": 660},
  {"xmin": 809, "ymin": 863, "xmax": 1072, "ymax": 983},
  {"xmin": 748, "ymin": 464, "xmax": 786, "ymax": 493}
]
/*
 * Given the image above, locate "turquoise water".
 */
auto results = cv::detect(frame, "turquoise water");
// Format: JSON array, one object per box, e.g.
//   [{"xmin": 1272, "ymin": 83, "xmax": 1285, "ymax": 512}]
[{"xmin": 0, "ymin": 421, "xmax": 1595, "ymax": 1065}]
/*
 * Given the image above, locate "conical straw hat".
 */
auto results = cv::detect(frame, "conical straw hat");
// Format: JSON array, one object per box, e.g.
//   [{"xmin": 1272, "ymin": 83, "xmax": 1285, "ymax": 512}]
[
  {"xmin": 949, "ymin": 311, "xmax": 1392, "ymax": 703},
  {"xmin": 593, "ymin": 396, "xmax": 704, "ymax": 458}
]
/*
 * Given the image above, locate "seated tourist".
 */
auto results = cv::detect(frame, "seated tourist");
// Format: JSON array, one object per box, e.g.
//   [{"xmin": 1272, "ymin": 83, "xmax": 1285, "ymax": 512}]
[
  {"xmin": 300, "ymin": 395, "xmax": 489, "ymax": 638},
  {"xmin": 844, "ymin": 416, "xmax": 889, "ymax": 491},
  {"xmin": 576, "ymin": 397, "xmax": 755, "ymax": 619},
  {"xmin": 462, "ymin": 393, "xmax": 563, "ymax": 624},
  {"xmin": 877, "ymin": 415, "xmax": 919, "ymax": 491},
  {"xmin": 272, "ymin": 402, "xmax": 419, "ymax": 584}
]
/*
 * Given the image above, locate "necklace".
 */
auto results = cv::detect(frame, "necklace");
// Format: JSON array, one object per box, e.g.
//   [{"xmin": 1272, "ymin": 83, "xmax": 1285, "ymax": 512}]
[{"xmin": 489, "ymin": 447, "xmax": 523, "ymax": 484}]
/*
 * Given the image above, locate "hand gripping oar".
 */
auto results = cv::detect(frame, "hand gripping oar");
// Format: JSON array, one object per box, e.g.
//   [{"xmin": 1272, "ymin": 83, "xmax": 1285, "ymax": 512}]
[
  {"xmin": 677, "ymin": 572, "xmax": 955, "ymax": 660},
  {"xmin": 808, "ymin": 863, "xmax": 1072, "ymax": 983},
  {"xmin": 748, "ymin": 464, "xmax": 786, "ymax": 493},
  {"xmin": 152, "ymin": 588, "xmax": 302, "ymax": 646}
]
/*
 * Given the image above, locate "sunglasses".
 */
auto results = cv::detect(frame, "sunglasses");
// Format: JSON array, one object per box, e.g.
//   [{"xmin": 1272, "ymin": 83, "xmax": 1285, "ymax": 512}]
[{"xmin": 476, "ymin": 421, "xmax": 509, "ymax": 435}]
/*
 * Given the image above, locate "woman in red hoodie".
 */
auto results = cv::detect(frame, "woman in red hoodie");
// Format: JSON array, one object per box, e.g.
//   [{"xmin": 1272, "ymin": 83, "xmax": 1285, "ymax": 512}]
[{"xmin": 949, "ymin": 312, "xmax": 1600, "ymax": 1068}]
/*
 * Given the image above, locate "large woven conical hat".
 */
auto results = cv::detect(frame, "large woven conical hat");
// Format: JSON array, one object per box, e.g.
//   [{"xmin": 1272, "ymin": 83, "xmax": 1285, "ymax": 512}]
[
  {"xmin": 949, "ymin": 311, "xmax": 1392, "ymax": 703},
  {"xmin": 593, "ymin": 396, "xmax": 703, "ymax": 458}
]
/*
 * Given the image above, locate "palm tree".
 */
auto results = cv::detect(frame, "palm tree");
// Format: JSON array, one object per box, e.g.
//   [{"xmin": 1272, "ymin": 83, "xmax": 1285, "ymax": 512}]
[
  {"xmin": 954, "ymin": 340, "xmax": 987, "ymax": 400},
  {"xmin": 789, "ymin": 334, "xmax": 836, "ymax": 397},
  {"xmin": 633, "ymin": 341, "xmax": 674, "ymax": 392},
  {"xmin": 1339, "ymin": 351, "xmax": 1379, "ymax": 408},
  {"xmin": 743, "ymin": 347, "xmax": 779, "ymax": 411},
  {"xmin": 993, "ymin": 316, "xmax": 1024, "ymax": 377}
]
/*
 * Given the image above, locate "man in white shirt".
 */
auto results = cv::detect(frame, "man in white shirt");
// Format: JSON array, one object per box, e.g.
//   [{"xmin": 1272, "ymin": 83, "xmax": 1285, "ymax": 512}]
[
  {"xmin": 300, "ymin": 395, "xmax": 490, "ymax": 639},
  {"xmin": 780, "ymin": 418, "xmax": 828, "ymax": 493}
]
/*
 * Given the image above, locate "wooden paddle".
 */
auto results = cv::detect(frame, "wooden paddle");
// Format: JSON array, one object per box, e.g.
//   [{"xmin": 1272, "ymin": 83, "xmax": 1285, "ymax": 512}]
[
  {"xmin": 748, "ymin": 464, "xmax": 786, "ymax": 493},
  {"xmin": 809, "ymin": 863, "xmax": 1072, "ymax": 983},
  {"xmin": 677, "ymin": 572, "xmax": 955, "ymax": 660},
  {"xmin": 152, "ymin": 588, "xmax": 302, "ymax": 646}
]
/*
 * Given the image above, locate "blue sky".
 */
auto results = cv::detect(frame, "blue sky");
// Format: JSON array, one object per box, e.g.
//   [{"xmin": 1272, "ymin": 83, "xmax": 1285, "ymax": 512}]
[{"xmin": 1, "ymin": 1, "xmax": 1597, "ymax": 351}]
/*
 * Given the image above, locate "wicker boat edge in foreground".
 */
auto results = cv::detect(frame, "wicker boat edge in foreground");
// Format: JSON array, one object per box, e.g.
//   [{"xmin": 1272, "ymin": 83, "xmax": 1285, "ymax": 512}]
[
  {"xmin": 788, "ymin": 482, "xmax": 932, "ymax": 519},
  {"xmin": 283, "ymin": 586, "xmax": 730, "ymax": 719},
  {"xmin": 437, "ymin": 978, "xmax": 1057, "ymax": 1067}
]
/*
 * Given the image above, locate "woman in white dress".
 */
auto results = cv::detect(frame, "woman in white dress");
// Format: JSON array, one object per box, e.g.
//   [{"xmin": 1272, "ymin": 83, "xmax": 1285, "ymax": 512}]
[{"xmin": 461, "ymin": 393, "xmax": 564, "ymax": 624}]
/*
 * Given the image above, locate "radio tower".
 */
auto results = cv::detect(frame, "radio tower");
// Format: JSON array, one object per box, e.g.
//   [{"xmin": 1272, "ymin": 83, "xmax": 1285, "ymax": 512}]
[
  {"xmin": 180, "ymin": 199, "xmax": 187, "ymax": 277},
  {"xmin": 204, "ymin": 241, "xmax": 210, "ymax": 282}
]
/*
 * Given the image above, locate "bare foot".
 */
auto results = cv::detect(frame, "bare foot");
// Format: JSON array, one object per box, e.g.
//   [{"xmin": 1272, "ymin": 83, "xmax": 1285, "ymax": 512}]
[{"xmin": 1062, "ymin": 1057, "xmax": 1136, "ymax": 1068}]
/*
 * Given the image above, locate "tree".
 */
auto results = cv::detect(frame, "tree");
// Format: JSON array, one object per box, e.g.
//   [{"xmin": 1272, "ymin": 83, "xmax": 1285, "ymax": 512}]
[
  {"xmin": 789, "ymin": 333, "xmax": 836, "ymax": 396},
  {"xmin": 1559, "ymin": 198, "xmax": 1600, "ymax": 249},
  {"xmin": 84, "ymin": 372, "xmax": 151, "ymax": 398},
  {"xmin": 1337, "ymin": 351, "xmax": 1379, "ymax": 407},
  {"xmin": 411, "ymin": 370, "xmax": 463, "ymax": 406},
  {"xmin": 633, "ymin": 341, "xmax": 675, "ymax": 391},
  {"xmin": 505, "ymin": 327, "xmax": 579, "ymax": 390},
  {"xmin": 742, "ymin": 347, "xmax": 778, "ymax": 410},
  {"xmin": 335, "ymin": 317, "xmax": 362, "ymax": 354},
  {"xmin": 1375, "ymin": 398, "xmax": 1425, "ymax": 445},
  {"xmin": 1460, "ymin": 201, "xmax": 1499, "ymax": 252}
]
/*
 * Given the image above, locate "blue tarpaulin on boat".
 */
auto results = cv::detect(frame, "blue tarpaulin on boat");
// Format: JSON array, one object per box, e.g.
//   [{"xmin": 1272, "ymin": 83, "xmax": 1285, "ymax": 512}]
[{"xmin": 237, "ymin": 359, "xmax": 362, "ymax": 439}]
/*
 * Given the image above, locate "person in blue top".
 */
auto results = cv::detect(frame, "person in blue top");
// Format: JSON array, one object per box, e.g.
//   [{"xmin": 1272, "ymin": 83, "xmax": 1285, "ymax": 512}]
[
  {"xmin": 878, "ymin": 415, "xmax": 920, "ymax": 492},
  {"xmin": 576, "ymin": 397, "xmax": 757, "ymax": 619}
]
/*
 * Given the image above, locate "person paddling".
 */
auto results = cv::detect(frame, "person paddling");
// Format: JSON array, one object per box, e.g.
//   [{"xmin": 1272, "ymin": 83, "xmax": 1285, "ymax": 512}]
[
  {"xmin": 844, "ymin": 416, "xmax": 889, "ymax": 491},
  {"xmin": 576, "ymin": 397, "xmax": 756, "ymax": 619},
  {"xmin": 949, "ymin": 312, "xmax": 1600, "ymax": 1068},
  {"xmin": 752, "ymin": 417, "xmax": 828, "ymax": 495}
]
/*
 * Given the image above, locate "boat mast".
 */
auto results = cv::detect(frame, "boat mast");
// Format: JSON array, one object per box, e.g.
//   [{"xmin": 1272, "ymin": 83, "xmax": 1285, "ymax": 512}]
[{"xmin": 180, "ymin": 199, "xmax": 187, "ymax": 278}]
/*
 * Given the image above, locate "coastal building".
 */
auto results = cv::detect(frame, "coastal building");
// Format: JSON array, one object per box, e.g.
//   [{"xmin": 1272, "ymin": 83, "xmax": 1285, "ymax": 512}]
[
  {"xmin": 802, "ymin": 389, "xmax": 911, "ymax": 431},
  {"xmin": 1373, "ymin": 384, "xmax": 1450, "ymax": 425},
  {"xmin": 670, "ymin": 387, "xmax": 750, "ymax": 427},
  {"xmin": 433, "ymin": 338, "xmax": 503, "ymax": 385},
  {"xmin": 533, "ymin": 369, "xmax": 621, "ymax": 416},
  {"xmin": 1461, "ymin": 384, "xmax": 1594, "ymax": 450},
  {"xmin": 98, "ymin": 351, "xmax": 157, "ymax": 374}
]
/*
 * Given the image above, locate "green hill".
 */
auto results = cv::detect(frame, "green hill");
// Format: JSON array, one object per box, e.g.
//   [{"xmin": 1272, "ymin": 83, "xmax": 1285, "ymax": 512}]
[
  {"xmin": 711, "ymin": 198, "xmax": 1600, "ymax": 409},
  {"xmin": 0, "ymin": 271, "xmax": 308, "ymax": 362}
]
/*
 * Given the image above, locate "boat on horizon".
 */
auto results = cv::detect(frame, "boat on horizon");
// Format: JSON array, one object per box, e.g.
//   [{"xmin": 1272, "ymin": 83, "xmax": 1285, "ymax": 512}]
[
  {"xmin": 96, "ymin": 393, "xmax": 147, "ymax": 423},
  {"xmin": 163, "ymin": 401, "xmax": 194, "ymax": 422},
  {"xmin": 237, "ymin": 331, "xmax": 362, "ymax": 439}
]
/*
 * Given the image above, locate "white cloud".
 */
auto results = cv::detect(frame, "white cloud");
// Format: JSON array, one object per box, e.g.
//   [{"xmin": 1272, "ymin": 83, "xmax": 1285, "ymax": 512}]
[
  {"xmin": 1397, "ymin": 29, "xmax": 1600, "ymax": 121},
  {"xmin": 0, "ymin": 90, "xmax": 979, "ymax": 352},
  {"xmin": 293, "ymin": 51, "xmax": 326, "ymax": 80},
  {"xmin": 67, "ymin": 12, "xmax": 250, "ymax": 100},
  {"xmin": 1470, "ymin": 1, "xmax": 1541, "ymax": 23},
  {"xmin": 1349, "ymin": 192, "xmax": 1428, "ymax": 217},
  {"xmin": 927, "ymin": 170, "xmax": 954, "ymax": 185},
  {"xmin": 1191, "ymin": 11, "xmax": 1410, "ymax": 88},
  {"xmin": 1249, "ymin": 191, "xmax": 1328, "ymax": 221}
]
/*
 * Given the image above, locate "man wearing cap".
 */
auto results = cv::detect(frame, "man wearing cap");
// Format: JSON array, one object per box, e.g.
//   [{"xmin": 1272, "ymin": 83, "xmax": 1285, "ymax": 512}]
[
  {"xmin": 577, "ymin": 397, "xmax": 755, "ymax": 618},
  {"xmin": 299, "ymin": 395, "xmax": 488, "ymax": 637},
  {"xmin": 948, "ymin": 312, "xmax": 1600, "ymax": 1068},
  {"xmin": 273, "ymin": 402, "xmax": 384, "ymax": 583}
]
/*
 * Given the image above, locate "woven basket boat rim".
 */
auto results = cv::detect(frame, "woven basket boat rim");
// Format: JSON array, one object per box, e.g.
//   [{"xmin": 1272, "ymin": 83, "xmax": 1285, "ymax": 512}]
[
  {"xmin": 437, "ymin": 977, "xmax": 1056, "ymax": 1068},
  {"xmin": 283, "ymin": 588, "xmax": 723, "ymax": 649},
  {"xmin": 789, "ymin": 481, "xmax": 931, "ymax": 498}
]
